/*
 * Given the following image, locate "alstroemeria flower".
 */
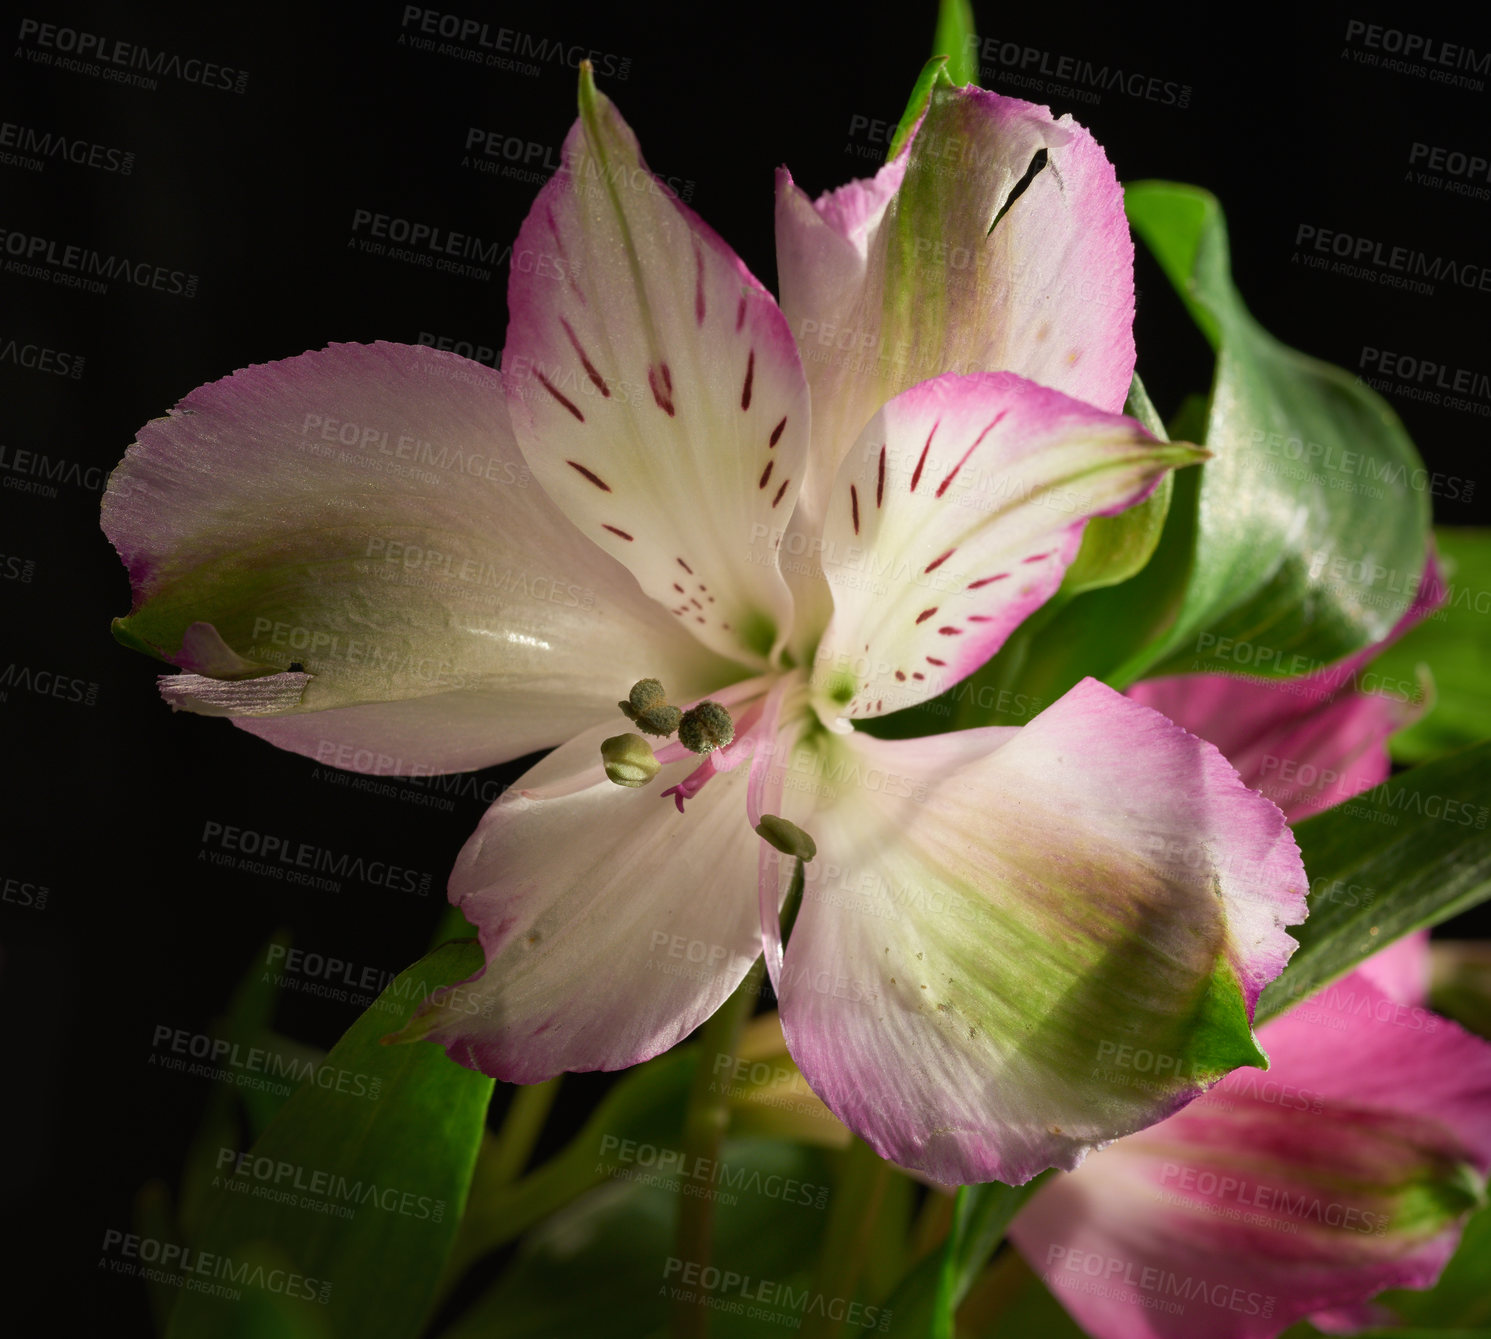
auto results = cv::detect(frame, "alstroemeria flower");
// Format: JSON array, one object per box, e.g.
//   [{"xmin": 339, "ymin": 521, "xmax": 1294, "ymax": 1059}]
[
  {"xmin": 1011, "ymin": 571, "xmax": 1491, "ymax": 1338},
  {"xmin": 102, "ymin": 77, "xmax": 1307, "ymax": 1184},
  {"xmin": 1010, "ymin": 941, "xmax": 1491, "ymax": 1339}
]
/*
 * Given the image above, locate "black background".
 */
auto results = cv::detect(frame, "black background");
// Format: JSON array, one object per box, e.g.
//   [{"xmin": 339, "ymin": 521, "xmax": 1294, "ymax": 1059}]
[{"xmin": 4, "ymin": 1, "xmax": 1489, "ymax": 1331}]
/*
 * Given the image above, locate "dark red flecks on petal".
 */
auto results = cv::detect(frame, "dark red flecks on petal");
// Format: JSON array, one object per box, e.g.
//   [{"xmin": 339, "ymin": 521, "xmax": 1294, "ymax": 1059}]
[
  {"xmin": 769, "ymin": 416, "xmax": 787, "ymax": 448},
  {"xmin": 565, "ymin": 459, "xmax": 611, "ymax": 491},
  {"xmin": 603, "ymin": 524, "xmax": 634, "ymax": 541},
  {"xmin": 911, "ymin": 420, "xmax": 938, "ymax": 492},
  {"xmin": 936, "ymin": 411, "xmax": 1006, "ymax": 499},
  {"xmin": 559, "ymin": 317, "xmax": 609, "ymax": 397},
  {"xmin": 536, "ymin": 371, "xmax": 584, "ymax": 422}
]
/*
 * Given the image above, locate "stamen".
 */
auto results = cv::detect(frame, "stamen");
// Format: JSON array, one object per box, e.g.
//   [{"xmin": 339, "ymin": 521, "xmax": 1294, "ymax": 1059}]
[
  {"xmin": 600, "ymin": 733, "xmax": 661, "ymax": 788},
  {"xmin": 678, "ymin": 701, "xmax": 735, "ymax": 754}
]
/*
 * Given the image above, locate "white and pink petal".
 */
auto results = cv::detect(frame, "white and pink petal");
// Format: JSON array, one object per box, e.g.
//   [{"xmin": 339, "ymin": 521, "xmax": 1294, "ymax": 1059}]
[
  {"xmin": 101, "ymin": 341, "xmax": 735, "ymax": 772},
  {"xmin": 776, "ymin": 83, "xmax": 1135, "ymax": 514},
  {"xmin": 502, "ymin": 76, "xmax": 812, "ymax": 669},
  {"xmin": 758, "ymin": 677, "xmax": 1306, "ymax": 1186},
  {"xmin": 416, "ymin": 712, "xmax": 766, "ymax": 1081},
  {"xmin": 811, "ymin": 373, "xmax": 1200, "ymax": 720}
]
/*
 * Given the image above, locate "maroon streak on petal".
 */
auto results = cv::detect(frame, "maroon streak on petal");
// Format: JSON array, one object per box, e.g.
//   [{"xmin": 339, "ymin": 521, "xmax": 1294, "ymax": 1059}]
[
  {"xmin": 647, "ymin": 363, "xmax": 676, "ymax": 416},
  {"xmin": 876, "ymin": 445, "xmax": 886, "ymax": 507},
  {"xmin": 968, "ymin": 573, "xmax": 1011, "ymax": 587},
  {"xmin": 693, "ymin": 234, "xmax": 706, "ymax": 325},
  {"xmin": 565, "ymin": 460, "xmax": 611, "ymax": 491},
  {"xmin": 559, "ymin": 317, "xmax": 610, "ymax": 397},
  {"xmin": 603, "ymin": 524, "xmax": 634, "ymax": 541},
  {"xmin": 770, "ymin": 416, "xmax": 787, "ymax": 447},
  {"xmin": 850, "ymin": 484, "xmax": 860, "ymax": 535},
  {"xmin": 772, "ymin": 478, "xmax": 790, "ymax": 507},
  {"xmin": 535, "ymin": 371, "xmax": 584, "ymax": 421},
  {"xmin": 916, "ymin": 608, "xmax": 938, "ymax": 624},
  {"xmin": 758, "ymin": 460, "xmax": 775, "ymax": 490},
  {"xmin": 910, "ymin": 420, "xmax": 938, "ymax": 492},
  {"xmin": 924, "ymin": 547, "xmax": 955, "ymax": 573},
  {"xmin": 936, "ymin": 411, "xmax": 1006, "ymax": 499},
  {"xmin": 741, "ymin": 349, "xmax": 755, "ymax": 410}
]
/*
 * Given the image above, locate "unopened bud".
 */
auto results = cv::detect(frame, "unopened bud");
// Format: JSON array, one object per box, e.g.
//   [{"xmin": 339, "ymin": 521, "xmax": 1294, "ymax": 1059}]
[
  {"xmin": 678, "ymin": 701, "xmax": 735, "ymax": 754},
  {"xmin": 601, "ymin": 733, "xmax": 661, "ymax": 788}
]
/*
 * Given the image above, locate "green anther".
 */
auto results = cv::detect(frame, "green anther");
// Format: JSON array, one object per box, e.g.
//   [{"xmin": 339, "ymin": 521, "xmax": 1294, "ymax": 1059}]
[
  {"xmin": 619, "ymin": 678, "xmax": 680, "ymax": 737},
  {"xmin": 633, "ymin": 703, "xmax": 682, "ymax": 737},
  {"xmin": 600, "ymin": 733, "xmax": 661, "ymax": 788},
  {"xmin": 628, "ymin": 678, "xmax": 667, "ymax": 712},
  {"xmin": 678, "ymin": 701, "xmax": 735, "ymax": 754},
  {"xmin": 755, "ymin": 814, "xmax": 817, "ymax": 862}
]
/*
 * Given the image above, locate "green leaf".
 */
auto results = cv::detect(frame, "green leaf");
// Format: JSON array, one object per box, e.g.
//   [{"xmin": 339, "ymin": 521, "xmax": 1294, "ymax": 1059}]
[
  {"xmin": 1369, "ymin": 528, "xmax": 1491, "ymax": 763},
  {"xmin": 1255, "ymin": 743, "xmax": 1491, "ymax": 1025},
  {"xmin": 1123, "ymin": 182, "xmax": 1430, "ymax": 679},
  {"xmin": 1379, "ymin": 1198, "xmax": 1491, "ymax": 1329},
  {"xmin": 440, "ymin": 1138, "xmax": 837, "ymax": 1339},
  {"xmin": 443, "ymin": 1048, "xmax": 697, "ymax": 1289},
  {"xmin": 931, "ymin": 0, "xmax": 979, "ymax": 86},
  {"xmin": 880, "ymin": 1177, "xmax": 1047, "ymax": 1339},
  {"xmin": 887, "ymin": 57, "xmax": 950, "ymax": 162},
  {"xmin": 1057, "ymin": 374, "xmax": 1177, "ymax": 597},
  {"xmin": 163, "ymin": 942, "xmax": 494, "ymax": 1339}
]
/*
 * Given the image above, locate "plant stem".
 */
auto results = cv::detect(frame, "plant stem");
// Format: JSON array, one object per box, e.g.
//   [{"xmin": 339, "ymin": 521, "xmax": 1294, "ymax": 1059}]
[
  {"xmin": 671, "ymin": 954, "xmax": 768, "ymax": 1339},
  {"xmin": 487, "ymin": 1077, "xmax": 561, "ymax": 1188},
  {"xmin": 801, "ymin": 1136, "xmax": 894, "ymax": 1339}
]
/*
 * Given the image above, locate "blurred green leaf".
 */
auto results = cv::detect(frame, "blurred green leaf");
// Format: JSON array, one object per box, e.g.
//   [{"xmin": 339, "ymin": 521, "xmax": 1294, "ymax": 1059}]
[
  {"xmin": 441, "ymin": 1138, "xmax": 838, "ymax": 1339},
  {"xmin": 164, "ymin": 941, "xmax": 493, "ymax": 1339},
  {"xmin": 1370, "ymin": 528, "xmax": 1491, "ymax": 763},
  {"xmin": 1123, "ymin": 182, "xmax": 1429, "ymax": 679},
  {"xmin": 931, "ymin": 0, "xmax": 979, "ymax": 86},
  {"xmin": 1256, "ymin": 743, "xmax": 1491, "ymax": 1025}
]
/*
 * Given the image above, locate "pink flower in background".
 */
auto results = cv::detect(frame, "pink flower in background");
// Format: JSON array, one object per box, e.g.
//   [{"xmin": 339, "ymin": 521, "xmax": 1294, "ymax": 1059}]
[
  {"xmin": 1012, "ymin": 564, "xmax": 1491, "ymax": 1337},
  {"xmin": 102, "ymin": 75, "xmax": 1307, "ymax": 1183}
]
